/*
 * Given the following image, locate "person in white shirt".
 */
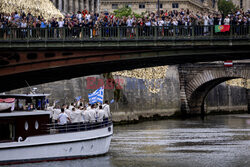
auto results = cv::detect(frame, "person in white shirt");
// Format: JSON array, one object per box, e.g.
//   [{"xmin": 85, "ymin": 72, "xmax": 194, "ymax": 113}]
[
  {"xmin": 97, "ymin": 106, "xmax": 105, "ymax": 122},
  {"xmin": 158, "ymin": 18, "xmax": 164, "ymax": 26},
  {"xmin": 103, "ymin": 100, "xmax": 111, "ymax": 118},
  {"xmin": 75, "ymin": 107, "xmax": 83, "ymax": 122},
  {"xmin": 52, "ymin": 107, "xmax": 61, "ymax": 123},
  {"xmin": 58, "ymin": 17, "xmax": 64, "ymax": 38},
  {"xmin": 58, "ymin": 17, "xmax": 64, "ymax": 28},
  {"xmin": 69, "ymin": 103, "xmax": 74, "ymax": 110},
  {"xmin": 76, "ymin": 11, "xmax": 82, "ymax": 22},
  {"xmin": 83, "ymin": 108, "xmax": 90, "ymax": 123},
  {"xmin": 224, "ymin": 16, "xmax": 230, "ymax": 25},
  {"xmin": 87, "ymin": 103, "xmax": 91, "ymax": 110},
  {"xmin": 65, "ymin": 106, "xmax": 72, "ymax": 117},
  {"xmin": 58, "ymin": 108, "xmax": 70, "ymax": 125},
  {"xmin": 70, "ymin": 108, "xmax": 78, "ymax": 123},
  {"xmin": 88, "ymin": 104, "xmax": 97, "ymax": 123},
  {"xmin": 126, "ymin": 16, "xmax": 133, "ymax": 27},
  {"xmin": 203, "ymin": 15, "xmax": 209, "ymax": 34},
  {"xmin": 81, "ymin": 107, "xmax": 87, "ymax": 123}
]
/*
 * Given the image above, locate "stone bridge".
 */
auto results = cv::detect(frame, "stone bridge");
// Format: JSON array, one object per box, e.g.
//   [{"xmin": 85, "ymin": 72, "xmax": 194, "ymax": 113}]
[{"xmin": 179, "ymin": 62, "xmax": 250, "ymax": 115}]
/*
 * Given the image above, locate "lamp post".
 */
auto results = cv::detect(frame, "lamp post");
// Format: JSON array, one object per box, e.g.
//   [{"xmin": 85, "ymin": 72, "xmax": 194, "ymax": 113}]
[
  {"xmin": 157, "ymin": 0, "xmax": 160, "ymax": 16},
  {"xmin": 157, "ymin": 0, "xmax": 160, "ymax": 27}
]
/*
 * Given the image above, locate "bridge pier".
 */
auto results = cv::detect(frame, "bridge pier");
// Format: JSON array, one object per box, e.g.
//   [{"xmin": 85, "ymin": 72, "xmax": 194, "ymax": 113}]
[{"xmin": 179, "ymin": 67, "xmax": 190, "ymax": 115}]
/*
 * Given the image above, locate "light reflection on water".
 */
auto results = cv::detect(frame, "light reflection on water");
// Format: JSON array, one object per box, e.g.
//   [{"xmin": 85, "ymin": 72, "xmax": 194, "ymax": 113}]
[{"xmin": 7, "ymin": 114, "xmax": 250, "ymax": 167}]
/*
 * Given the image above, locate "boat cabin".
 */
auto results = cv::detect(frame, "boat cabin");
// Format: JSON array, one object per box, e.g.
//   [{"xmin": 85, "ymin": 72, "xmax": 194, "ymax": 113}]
[{"xmin": 0, "ymin": 94, "xmax": 50, "ymax": 143}]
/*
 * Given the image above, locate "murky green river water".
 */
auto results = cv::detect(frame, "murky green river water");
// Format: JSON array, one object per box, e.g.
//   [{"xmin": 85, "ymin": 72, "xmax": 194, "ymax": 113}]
[{"xmin": 8, "ymin": 114, "xmax": 250, "ymax": 167}]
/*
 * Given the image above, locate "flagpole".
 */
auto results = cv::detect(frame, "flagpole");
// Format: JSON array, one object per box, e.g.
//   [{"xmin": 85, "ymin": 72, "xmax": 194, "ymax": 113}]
[{"xmin": 102, "ymin": 85, "xmax": 104, "ymax": 104}]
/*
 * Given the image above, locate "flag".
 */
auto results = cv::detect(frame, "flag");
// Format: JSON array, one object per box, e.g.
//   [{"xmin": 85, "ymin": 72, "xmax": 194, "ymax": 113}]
[
  {"xmin": 38, "ymin": 100, "xmax": 41, "ymax": 108},
  {"xmin": 224, "ymin": 60, "xmax": 233, "ymax": 67},
  {"xmin": 75, "ymin": 96, "xmax": 81, "ymax": 101},
  {"xmin": 88, "ymin": 86, "xmax": 104, "ymax": 104},
  {"xmin": 110, "ymin": 99, "xmax": 115, "ymax": 104},
  {"xmin": 215, "ymin": 25, "xmax": 230, "ymax": 33}
]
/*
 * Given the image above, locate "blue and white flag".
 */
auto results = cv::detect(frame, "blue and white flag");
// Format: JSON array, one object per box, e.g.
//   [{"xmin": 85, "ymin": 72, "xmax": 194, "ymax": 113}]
[
  {"xmin": 75, "ymin": 96, "xmax": 82, "ymax": 101},
  {"xmin": 110, "ymin": 99, "xmax": 115, "ymax": 104},
  {"xmin": 88, "ymin": 86, "xmax": 104, "ymax": 104}
]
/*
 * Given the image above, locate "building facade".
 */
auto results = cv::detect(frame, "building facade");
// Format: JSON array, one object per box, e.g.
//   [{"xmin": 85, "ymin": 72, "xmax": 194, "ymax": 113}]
[
  {"xmin": 51, "ymin": 0, "xmax": 100, "ymax": 13},
  {"xmin": 231, "ymin": 0, "xmax": 250, "ymax": 12},
  {"xmin": 100, "ymin": 0, "xmax": 218, "ymax": 14},
  {"xmin": 51, "ymin": 0, "xmax": 218, "ymax": 14}
]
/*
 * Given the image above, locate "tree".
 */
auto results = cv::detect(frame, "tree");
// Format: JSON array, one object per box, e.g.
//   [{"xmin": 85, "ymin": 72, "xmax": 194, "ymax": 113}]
[
  {"xmin": 113, "ymin": 7, "xmax": 132, "ymax": 18},
  {"xmin": 113, "ymin": 7, "xmax": 143, "ymax": 18},
  {"xmin": 218, "ymin": 0, "xmax": 237, "ymax": 15}
]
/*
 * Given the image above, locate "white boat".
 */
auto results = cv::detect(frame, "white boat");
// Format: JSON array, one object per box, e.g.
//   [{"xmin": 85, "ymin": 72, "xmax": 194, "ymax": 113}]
[
  {"xmin": 0, "ymin": 98, "xmax": 15, "ymax": 112},
  {"xmin": 0, "ymin": 94, "xmax": 113, "ymax": 165}
]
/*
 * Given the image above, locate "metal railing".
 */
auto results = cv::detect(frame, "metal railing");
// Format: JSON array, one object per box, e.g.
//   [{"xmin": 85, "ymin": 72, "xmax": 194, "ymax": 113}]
[
  {"xmin": 0, "ymin": 25, "xmax": 249, "ymax": 41},
  {"xmin": 41, "ymin": 120, "xmax": 112, "ymax": 134}
]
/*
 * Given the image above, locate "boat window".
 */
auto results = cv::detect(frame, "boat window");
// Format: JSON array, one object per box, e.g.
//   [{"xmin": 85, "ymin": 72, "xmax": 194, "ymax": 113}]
[
  {"xmin": 24, "ymin": 121, "xmax": 29, "ymax": 131},
  {"xmin": 0, "ymin": 123, "xmax": 15, "ymax": 141},
  {"xmin": 35, "ymin": 120, "xmax": 39, "ymax": 130}
]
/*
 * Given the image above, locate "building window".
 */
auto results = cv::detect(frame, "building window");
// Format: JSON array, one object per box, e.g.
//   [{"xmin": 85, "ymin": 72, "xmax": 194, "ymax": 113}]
[
  {"xmin": 240, "ymin": 0, "xmax": 243, "ymax": 8},
  {"xmin": 126, "ymin": 4, "xmax": 132, "ymax": 8},
  {"xmin": 112, "ymin": 4, "xmax": 118, "ymax": 9},
  {"xmin": 139, "ymin": 3, "xmax": 145, "ymax": 9},
  {"xmin": 156, "ymin": 3, "xmax": 163, "ymax": 8},
  {"xmin": 172, "ymin": 3, "xmax": 179, "ymax": 8}
]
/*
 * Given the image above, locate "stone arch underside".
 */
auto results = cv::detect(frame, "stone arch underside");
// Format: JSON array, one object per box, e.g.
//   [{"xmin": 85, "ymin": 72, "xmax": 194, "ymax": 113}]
[{"xmin": 185, "ymin": 69, "xmax": 249, "ymax": 114}]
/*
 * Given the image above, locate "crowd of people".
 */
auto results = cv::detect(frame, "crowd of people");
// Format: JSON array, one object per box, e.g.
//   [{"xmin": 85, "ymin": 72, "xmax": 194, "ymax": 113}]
[
  {"xmin": 47, "ymin": 99, "xmax": 111, "ymax": 125},
  {"xmin": 0, "ymin": 9, "xmax": 249, "ymax": 39}
]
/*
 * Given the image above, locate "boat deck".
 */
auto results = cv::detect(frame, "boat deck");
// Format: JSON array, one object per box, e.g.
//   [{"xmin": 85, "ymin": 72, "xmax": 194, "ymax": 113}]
[{"xmin": 0, "ymin": 111, "xmax": 50, "ymax": 117}]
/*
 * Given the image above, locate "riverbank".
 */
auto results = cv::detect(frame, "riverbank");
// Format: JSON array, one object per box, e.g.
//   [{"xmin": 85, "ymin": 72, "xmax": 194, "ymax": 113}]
[{"xmin": 112, "ymin": 108, "xmax": 249, "ymax": 125}]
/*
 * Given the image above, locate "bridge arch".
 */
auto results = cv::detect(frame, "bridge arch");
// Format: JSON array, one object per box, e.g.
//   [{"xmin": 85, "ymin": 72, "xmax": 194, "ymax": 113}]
[{"xmin": 180, "ymin": 65, "xmax": 250, "ymax": 115}]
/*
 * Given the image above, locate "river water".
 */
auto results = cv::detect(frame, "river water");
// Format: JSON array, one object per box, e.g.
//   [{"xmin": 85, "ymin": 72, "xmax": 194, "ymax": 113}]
[{"xmin": 9, "ymin": 114, "xmax": 250, "ymax": 167}]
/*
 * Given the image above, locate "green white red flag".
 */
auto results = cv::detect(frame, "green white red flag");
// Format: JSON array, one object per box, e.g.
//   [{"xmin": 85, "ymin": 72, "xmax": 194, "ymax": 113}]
[{"xmin": 215, "ymin": 25, "xmax": 230, "ymax": 33}]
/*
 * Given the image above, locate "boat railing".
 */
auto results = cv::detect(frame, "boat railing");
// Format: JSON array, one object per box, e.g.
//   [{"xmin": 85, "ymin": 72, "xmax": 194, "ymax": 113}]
[{"xmin": 41, "ymin": 120, "xmax": 112, "ymax": 134}]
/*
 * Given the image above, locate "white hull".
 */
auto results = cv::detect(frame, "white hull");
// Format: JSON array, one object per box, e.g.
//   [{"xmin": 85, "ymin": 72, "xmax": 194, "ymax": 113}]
[{"xmin": 0, "ymin": 125, "xmax": 113, "ymax": 164}]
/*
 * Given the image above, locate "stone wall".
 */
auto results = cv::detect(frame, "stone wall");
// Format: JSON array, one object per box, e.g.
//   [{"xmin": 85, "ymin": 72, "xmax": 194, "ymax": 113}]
[
  {"xmin": 111, "ymin": 65, "xmax": 181, "ymax": 122},
  {"xmin": 206, "ymin": 83, "xmax": 248, "ymax": 113}
]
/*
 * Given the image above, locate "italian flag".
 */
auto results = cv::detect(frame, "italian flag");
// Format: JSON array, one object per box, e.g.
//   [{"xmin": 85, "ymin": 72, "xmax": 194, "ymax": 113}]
[{"xmin": 215, "ymin": 25, "xmax": 230, "ymax": 33}]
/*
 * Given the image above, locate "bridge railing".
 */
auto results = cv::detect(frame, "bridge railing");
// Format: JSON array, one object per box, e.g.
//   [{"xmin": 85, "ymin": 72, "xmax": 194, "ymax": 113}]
[{"xmin": 0, "ymin": 25, "xmax": 249, "ymax": 41}]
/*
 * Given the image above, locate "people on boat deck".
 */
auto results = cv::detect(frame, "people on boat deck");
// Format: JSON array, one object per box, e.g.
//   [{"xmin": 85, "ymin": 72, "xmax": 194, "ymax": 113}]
[
  {"xmin": 49, "ymin": 100, "xmax": 112, "ymax": 124},
  {"xmin": 103, "ymin": 100, "xmax": 111, "ymax": 119},
  {"xmin": 97, "ymin": 106, "xmax": 105, "ymax": 123},
  {"xmin": 58, "ymin": 108, "xmax": 71, "ymax": 125},
  {"xmin": 88, "ymin": 104, "xmax": 97, "ymax": 123}
]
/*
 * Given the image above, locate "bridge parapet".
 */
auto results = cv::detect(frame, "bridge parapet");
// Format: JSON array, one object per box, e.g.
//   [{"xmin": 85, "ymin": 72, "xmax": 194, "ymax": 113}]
[{"xmin": 0, "ymin": 25, "xmax": 249, "ymax": 48}]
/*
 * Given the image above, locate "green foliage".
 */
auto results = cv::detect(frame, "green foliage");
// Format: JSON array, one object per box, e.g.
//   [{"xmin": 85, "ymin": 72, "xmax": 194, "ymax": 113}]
[
  {"xmin": 114, "ymin": 7, "xmax": 132, "ymax": 18},
  {"xmin": 114, "ymin": 6, "xmax": 143, "ymax": 18},
  {"xmin": 218, "ymin": 0, "xmax": 237, "ymax": 15}
]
